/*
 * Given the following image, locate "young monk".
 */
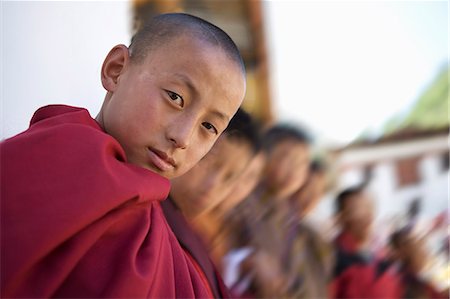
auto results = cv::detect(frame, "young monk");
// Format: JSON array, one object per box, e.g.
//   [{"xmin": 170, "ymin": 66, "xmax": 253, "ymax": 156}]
[
  {"xmin": 331, "ymin": 186, "xmax": 402, "ymax": 298},
  {"xmin": 233, "ymin": 124, "xmax": 313, "ymax": 297},
  {"xmin": 208, "ymin": 151, "xmax": 266, "ymax": 262},
  {"xmin": 161, "ymin": 108, "xmax": 261, "ymax": 297},
  {"xmin": 1, "ymin": 13, "xmax": 245, "ymax": 298},
  {"xmin": 277, "ymin": 161, "xmax": 334, "ymax": 298}
]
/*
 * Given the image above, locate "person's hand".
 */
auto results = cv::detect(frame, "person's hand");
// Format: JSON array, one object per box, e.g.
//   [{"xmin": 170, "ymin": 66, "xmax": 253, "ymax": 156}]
[{"xmin": 401, "ymin": 234, "xmax": 429, "ymax": 275}]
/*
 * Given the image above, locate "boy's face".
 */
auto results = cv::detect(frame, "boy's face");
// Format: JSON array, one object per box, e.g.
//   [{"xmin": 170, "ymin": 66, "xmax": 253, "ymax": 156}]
[
  {"xmin": 293, "ymin": 170, "xmax": 326, "ymax": 218},
  {"xmin": 265, "ymin": 139, "xmax": 310, "ymax": 199},
  {"xmin": 339, "ymin": 192, "xmax": 374, "ymax": 243},
  {"xmin": 170, "ymin": 135, "xmax": 253, "ymax": 218},
  {"xmin": 99, "ymin": 36, "xmax": 245, "ymax": 179},
  {"xmin": 218, "ymin": 152, "xmax": 266, "ymax": 214}
]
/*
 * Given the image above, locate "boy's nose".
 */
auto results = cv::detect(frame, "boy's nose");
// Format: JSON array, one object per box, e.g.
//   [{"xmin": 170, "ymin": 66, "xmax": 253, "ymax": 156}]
[{"xmin": 167, "ymin": 116, "xmax": 196, "ymax": 149}]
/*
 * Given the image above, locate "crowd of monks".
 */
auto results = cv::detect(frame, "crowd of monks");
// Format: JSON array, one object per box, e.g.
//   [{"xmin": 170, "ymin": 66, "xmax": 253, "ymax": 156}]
[{"xmin": 169, "ymin": 113, "xmax": 449, "ymax": 299}]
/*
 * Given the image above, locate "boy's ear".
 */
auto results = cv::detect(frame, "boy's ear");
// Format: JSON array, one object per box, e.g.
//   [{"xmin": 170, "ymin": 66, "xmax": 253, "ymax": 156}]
[{"xmin": 101, "ymin": 44, "xmax": 130, "ymax": 92}]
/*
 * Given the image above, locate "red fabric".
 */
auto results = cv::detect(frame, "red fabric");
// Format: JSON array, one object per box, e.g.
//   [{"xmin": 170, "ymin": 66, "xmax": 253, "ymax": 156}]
[
  {"xmin": 161, "ymin": 197, "xmax": 230, "ymax": 298},
  {"xmin": 331, "ymin": 232, "xmax": 403, "ymax": 299},
  {"xmin": 184, "ymin": 251, "xmax": 215, "ymax": 298},
  {"xmin": 335, "ymin": 231, "xmax": 360, "ymax": 253},
  {"xmin": 1, "ymin": 105, "xmax": 213, "ymax": 298}
]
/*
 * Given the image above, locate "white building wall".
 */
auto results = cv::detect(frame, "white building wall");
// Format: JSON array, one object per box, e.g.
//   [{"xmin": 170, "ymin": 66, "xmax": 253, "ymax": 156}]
[
  {"xmin": 421, "ymin": 155, "xmax": 440, "ymax": 180},
  {"xmin": 368, "ymin": 162, "xmax": 401, "ymax": 220},
  {"xmin": 337, "ymin": 167, "xmax": 364, "ymax": 189},
  {"xmin": 329, "ymin": 136, "xmax": 449, "ymax": 223}
]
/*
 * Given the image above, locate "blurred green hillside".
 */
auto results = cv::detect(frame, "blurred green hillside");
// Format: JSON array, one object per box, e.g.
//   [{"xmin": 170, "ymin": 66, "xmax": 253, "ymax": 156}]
[{"xmin": 384, "ymin": 66, "xmax": 449, "ymax": 134}]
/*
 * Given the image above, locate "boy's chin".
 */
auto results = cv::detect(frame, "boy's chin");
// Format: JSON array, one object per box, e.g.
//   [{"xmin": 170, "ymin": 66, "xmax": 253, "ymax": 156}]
[
  {"xmin": 152, "ymin": 168, "xmax": 177, "ymax": 179},
  {"xmin": 138, "ymin": 163, "xmax": 177, "ymax": 179}
]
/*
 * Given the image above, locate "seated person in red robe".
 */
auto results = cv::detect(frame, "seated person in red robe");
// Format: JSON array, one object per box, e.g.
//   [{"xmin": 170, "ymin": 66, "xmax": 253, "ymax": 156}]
[
  {"xmin": 161, "ymin": 108, "xmax": 261, "ymax": 298},
  {"xmin": 330, "ymin": 186, "xmax": 402, "ymax": 299},
  {"xmin": 1, "ymin": 13, "xmax": 246, "ymax": 298}
]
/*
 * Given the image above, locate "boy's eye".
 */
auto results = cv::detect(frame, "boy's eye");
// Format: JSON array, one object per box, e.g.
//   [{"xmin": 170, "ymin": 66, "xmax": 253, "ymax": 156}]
[
  {"xmin": 202, "ymin": 122, "xmax": 218, "ymax": 135},
  {"xmin": 166, "ymin": 90, "xmax": 184, "ymax": 107}
]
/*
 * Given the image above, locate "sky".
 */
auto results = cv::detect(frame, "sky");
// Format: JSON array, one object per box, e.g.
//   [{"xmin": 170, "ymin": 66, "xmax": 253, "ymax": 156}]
[
  {"xmin": 1, "ymin": 1, "xmax": 448, "ymax": 145},
  {"xmin": 264, "ymin": 1, "xmax": 448, "ymax": 145}
]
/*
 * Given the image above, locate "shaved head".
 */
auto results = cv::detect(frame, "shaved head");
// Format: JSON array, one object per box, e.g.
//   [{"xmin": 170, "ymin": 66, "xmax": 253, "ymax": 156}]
[{"xmin": 129, "ymin": 13, "xmax": 245, "ymax": 74}]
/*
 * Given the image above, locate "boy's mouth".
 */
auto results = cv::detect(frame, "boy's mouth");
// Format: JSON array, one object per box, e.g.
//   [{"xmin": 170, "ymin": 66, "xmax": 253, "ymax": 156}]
[{"xmin": 147, "ymin": 148, "xmax": 176, "ymax": 172}]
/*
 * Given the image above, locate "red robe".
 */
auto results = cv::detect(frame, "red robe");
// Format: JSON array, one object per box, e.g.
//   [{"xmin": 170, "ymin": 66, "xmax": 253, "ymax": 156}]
[
  {"xmin": 330, "ymin": 232, "xmax": 402, "ymax": 299},
  {"xmin": 1, "ymin": 105, "xmax": 214, "ymax": 298},
  {"xmin": 161, "ymin": 197, "xmax": 230, "ymax": 298}
]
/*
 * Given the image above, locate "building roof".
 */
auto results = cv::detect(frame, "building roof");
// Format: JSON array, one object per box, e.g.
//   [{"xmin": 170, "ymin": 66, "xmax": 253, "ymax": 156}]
[{"xmin": 346, "ymin": 126, "xmax": 449, "ymax": 150}]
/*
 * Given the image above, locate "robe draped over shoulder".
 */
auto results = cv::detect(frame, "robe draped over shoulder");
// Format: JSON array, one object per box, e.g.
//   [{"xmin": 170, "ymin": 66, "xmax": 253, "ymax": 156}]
[
  {"xmin": 1, "ymin": 105, "xmax": 213, "ymax": 298},
  {"xmin": 161, "ymin": 197, "xmax": 230, "ymax": 298}
]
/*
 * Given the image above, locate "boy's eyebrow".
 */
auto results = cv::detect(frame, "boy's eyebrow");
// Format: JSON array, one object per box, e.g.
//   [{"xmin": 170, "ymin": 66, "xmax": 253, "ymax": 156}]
[
  {"xmin": 174, "ymin": 73, "xmax": 198, "ymax": 96},
  {"xmin": 211, "ymin": 110, "xmax": 230, "ymax": 124}
]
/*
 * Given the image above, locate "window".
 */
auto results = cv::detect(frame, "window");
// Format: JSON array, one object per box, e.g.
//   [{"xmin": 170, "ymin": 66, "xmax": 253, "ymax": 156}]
[{"xmin": 396, "ymin": 157, "xmax": 420, "ymax": 187}]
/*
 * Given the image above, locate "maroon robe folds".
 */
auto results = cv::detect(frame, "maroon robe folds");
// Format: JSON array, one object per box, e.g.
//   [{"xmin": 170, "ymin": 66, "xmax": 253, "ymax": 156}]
[
  {"xmin": 1, "ymin": 105, "xmax": 213, "ymax": 298},
  {"xmin": 161, "ymin": 197, "xmax": 230, "ymax": 298}
]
